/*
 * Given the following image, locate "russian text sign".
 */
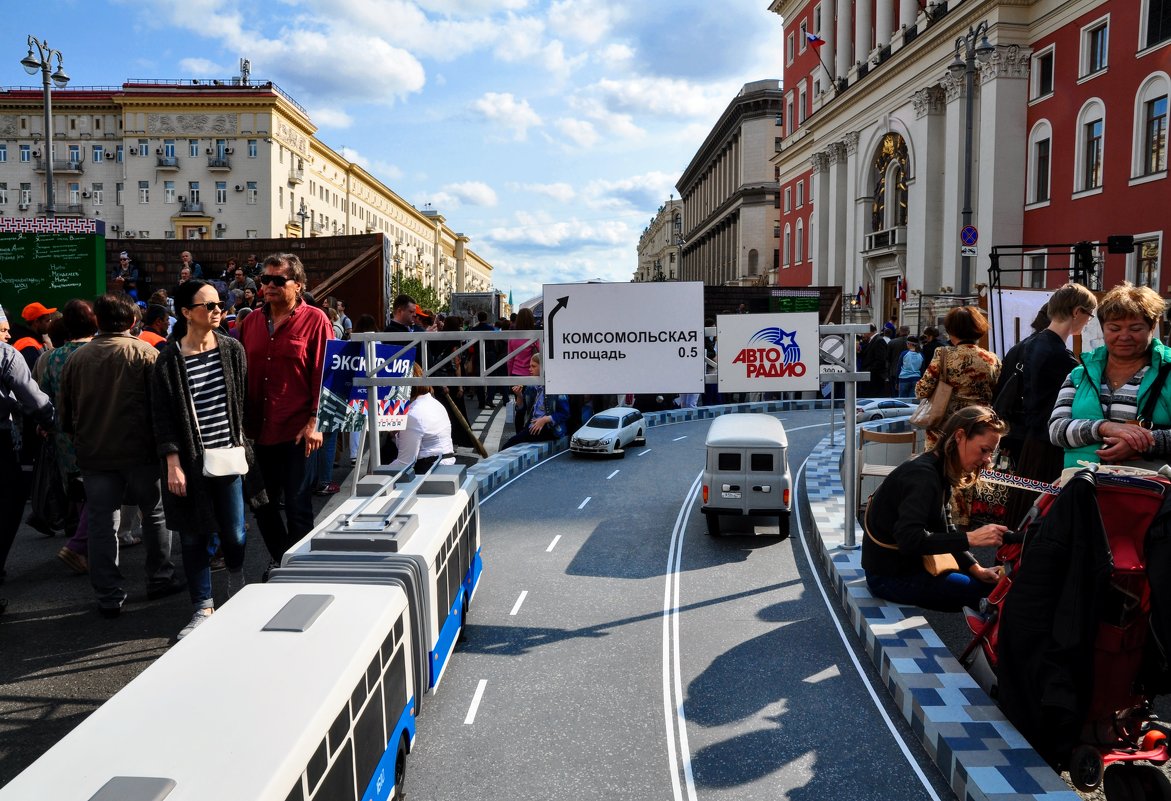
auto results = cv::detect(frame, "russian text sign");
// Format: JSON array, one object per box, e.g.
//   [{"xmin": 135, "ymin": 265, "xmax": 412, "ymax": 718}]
[
  {"xmin": 716, "ymin": 312, "xmax": 821, "ymax": 392},
  {"xmin": 542, "ymin": 282, "xmax": 705, "ymax": 394},
  {"xmin": 317, "ymin": 341, "xmax": 415, "ymax": 432}
]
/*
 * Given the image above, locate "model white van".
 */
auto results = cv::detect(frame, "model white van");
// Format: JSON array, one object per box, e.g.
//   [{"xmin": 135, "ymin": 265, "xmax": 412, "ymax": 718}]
[{"xmin": 700, "ymin": 413, "xmax": 792, "ymax": 538}]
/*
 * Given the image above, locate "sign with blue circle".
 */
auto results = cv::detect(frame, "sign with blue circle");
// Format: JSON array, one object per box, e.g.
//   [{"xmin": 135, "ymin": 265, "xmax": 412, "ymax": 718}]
[{"xmin": 960, "ymin": 225, "xmax": 979, "ymax": 246}]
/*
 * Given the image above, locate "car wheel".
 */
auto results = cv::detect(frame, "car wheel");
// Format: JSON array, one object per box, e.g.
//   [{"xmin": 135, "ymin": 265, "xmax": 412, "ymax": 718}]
[
  {"xmin": 776, "ymin": 513, "xmax": 790, "ymax": 541},
  {"xmin": 705, "ymin": 513, "xmax": 720, "ymax": 537},
  {"xmin": 868, "ymin": 413, "xmax": 882, "ymax": 421}
]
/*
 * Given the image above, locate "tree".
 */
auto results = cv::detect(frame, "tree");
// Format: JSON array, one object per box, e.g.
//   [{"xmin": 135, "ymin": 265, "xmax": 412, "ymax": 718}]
[{"xmin": 391, "ymin": 272, "xmax": 447, "ymax": 314}]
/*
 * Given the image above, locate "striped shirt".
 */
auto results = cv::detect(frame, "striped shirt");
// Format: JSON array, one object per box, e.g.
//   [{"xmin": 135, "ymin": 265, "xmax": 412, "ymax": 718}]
[
  {"xmin": 185, "ymin": 349, "xmax": 233, "ymax": 449},
  {"xmin": 1049, "ymin": 364, "xmax": 1171, "ymax": 454}
]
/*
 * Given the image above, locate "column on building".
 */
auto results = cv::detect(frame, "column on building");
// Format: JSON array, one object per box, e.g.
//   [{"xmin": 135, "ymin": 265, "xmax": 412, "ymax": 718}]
[
  {"xmin": 455, "ymin": 236, "xmax": 468, "ymax": 292},
  {"xmin": 825, "ymin": 142, "xmax": 848, "ymax": 290},
  {"xmin": 821, "ymin": 2, "xmax": 837, "ymax": 82},
  {"xmin": 899, "ymin": 0, "xmax": 917, "ymax": 30},
  {"xmin": 941, "ymin": 71, "xmax": 968, "ymax": 294},
  {"xmin": 810, "ymin": 152, "xmax": 831, "ymax": 285},
  {"xmin": 875, "ymin": 0, "xmax": 894, "ymax": 49},
  {"xmin": 908, "ymin": 85, "xmax": 948, "ymax": 300},
  {"xmin": 842, "ymin": 132, "xmax": 862, "ymax": 297},
  {"xmin": 854, "ymin": 0, "xmax": 873, "ymax": 67},
  {"xmin": 835, "ymin": 0, "xmax": 853, "ymax": 84}
]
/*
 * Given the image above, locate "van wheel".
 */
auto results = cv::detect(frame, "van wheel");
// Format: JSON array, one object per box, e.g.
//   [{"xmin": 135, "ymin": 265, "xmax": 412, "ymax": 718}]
[
  {"xmin": 705, "ymin": 513, "xmax": 720, "ymax": 537},
  {"xmin": 394, "ymin": 734, "xmax": 409, "ymax": 797},
  {"xmin": 776, "ymin": 514, "xmax": 790, "ymax": 541}
]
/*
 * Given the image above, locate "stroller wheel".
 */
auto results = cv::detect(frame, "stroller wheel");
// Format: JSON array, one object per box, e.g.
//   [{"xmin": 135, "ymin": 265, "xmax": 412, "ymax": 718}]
[
  {"xmin": 1103, "ymin": 764, "xmax": 1171, "ymax": 801},
  {"xmin": 1069, "ymin": 744, "xmax": 1104, "ymax": 792}
]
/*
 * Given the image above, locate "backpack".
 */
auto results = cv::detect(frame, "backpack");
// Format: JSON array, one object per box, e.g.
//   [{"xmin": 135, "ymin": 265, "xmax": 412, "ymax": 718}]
[{"xmin": 992, "ymin": 335, "xmax": 1032, "ymax": 429}]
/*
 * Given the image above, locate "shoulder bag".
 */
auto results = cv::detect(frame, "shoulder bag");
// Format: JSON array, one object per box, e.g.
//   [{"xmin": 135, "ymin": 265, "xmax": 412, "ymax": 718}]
[
  {"xmin": 863, "ymin": 490, "xmax": 961, "ymax": 576},
  {"xmin": 187, "ymin": 377, "xmax": 248, "ymax": 478},
  {"xmin": 909, "ymin": 347, "xmax": 953, "ymax": 430}
]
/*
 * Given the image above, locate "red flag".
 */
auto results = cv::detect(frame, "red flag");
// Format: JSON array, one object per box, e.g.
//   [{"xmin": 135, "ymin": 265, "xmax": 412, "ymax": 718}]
[{"xmin": 806, "ymin": 32, "xmax": 826, "ymax": 48}]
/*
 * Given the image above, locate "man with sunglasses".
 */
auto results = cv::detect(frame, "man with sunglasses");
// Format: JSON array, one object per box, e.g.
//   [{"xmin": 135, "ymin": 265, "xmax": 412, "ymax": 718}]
[{"xmin": 238, "ymin": 253, "xmax": 333, "ymax": 573}]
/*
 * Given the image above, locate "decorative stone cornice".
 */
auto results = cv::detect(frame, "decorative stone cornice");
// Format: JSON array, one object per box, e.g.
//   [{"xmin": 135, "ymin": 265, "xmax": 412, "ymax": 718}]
[
  {"xmin": 148, "ymin": 113, "xmax": 238, "ymax": 136},
  {"xmin": 981, "ymin": 44, "xmax": 1031, "ymax": 82},
  {"xmin": 843, "ymin": 131, "xmax": 860, "ymax": 156},
  {"xmin": 810, "ymin": 151, "xmax": 830, "ymax": 174},
  {"xmin": 942, "ymin": 70, "xmax": 966, "ymax": 102},
  {"xmin": 912, "ymin": 86, "xmax": 947, "ymax": 118},
  {"xmin": 827, "ymin": 142, "xmax": 847, "ymax": 165}
]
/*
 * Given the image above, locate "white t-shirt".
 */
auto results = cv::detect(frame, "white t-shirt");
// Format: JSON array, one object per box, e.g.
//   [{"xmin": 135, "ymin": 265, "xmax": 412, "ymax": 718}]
[{"xmin": 388, "ymin": 392, "xmax": 455, "ymax": 470}]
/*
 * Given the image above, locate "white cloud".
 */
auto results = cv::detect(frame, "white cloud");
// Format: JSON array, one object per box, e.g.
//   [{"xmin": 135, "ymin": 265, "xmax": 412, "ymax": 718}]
[
  {"xmin": 178, "ymin": 58, "xmax": 224, "ymax": 76},
  {"xmin": 595, "ymin": 43, "xmax": 634, "ymax": 68},
  {"xmin": 511, "ymin": 182, "xmax": 576, "ymax": 203},
  {"xmin": 433, "ymin": 180, "xmax": 501, "ymax": 208},
  {"xmin": 582, "ymin": 171, "xmax": 679, "ymax": 210},
  {"xmin": 553, "ymin": 118, "xmax": 599, "ymax": 149},
  {"xmin": 547, "ymin": 0, "xmax": 627, "ymax": 44},
  {"xmin": 338, "ymin": 147, "xmax": 404, "ymax": 182},
  {"xmin": 588, "ymin": 76, "xmax": 732, "ymax": 119},
  {"xmin": 471, "ymin": 92, "xmax": 542, "ymax": 140},
  {"xmin": 417, "ymin": 0, "xmax": 532, "ymax": 15},
  {"xmin": 309, "ymin": 107, "xmax": 355, "ymax": 129},
  {"xmin": 484, "ymin": 211, "xmax": 631, "ymax": 250}
]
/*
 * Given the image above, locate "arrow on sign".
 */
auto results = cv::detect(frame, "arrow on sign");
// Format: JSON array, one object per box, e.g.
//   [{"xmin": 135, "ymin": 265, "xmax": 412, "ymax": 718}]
[{"xmin": 546, "ymin": 296, "xmax": 569, "ymax": 359}]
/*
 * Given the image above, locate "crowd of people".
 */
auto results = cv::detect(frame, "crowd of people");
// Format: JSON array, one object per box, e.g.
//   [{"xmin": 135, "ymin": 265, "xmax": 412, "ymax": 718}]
[{"xmin": 861, "ymin": 281, "xmax": 1171, "ymax": 616}]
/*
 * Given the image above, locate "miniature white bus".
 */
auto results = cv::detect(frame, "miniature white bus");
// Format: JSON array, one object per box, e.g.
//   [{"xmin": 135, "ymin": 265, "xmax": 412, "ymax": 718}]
[{"xmin": 700, "ymin": 413, "xmax": 792, "ymax": 538}]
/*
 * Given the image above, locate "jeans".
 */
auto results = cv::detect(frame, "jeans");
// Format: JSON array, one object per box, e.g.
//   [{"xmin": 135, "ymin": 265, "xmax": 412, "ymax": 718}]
[
  {"xmin": 310, "ymin": 431, "xmax": 338, "ymax": 488},
  {"xmin": 253, "ymin": 441, "xmax": 314, "ymax": 562},
  {"xmin": 179, "ymin": 475, "xmax": 245, "ymax": 609},
  {"xmin": 866, "ymin": 570, "xmax": 994, "ymax": 613},
  {"xmin": 0, "ymin": 430, "xmax": 27, "ymax": 578},
  {"xmin": 897, "ymin": 378, "xmax": 919, "ymax": 398},
  {"xmin": 82, "ymin": 463, "xmax": 175, "ymax": 610}
]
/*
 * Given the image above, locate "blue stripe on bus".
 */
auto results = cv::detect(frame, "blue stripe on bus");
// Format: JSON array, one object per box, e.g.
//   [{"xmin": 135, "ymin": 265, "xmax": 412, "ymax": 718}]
[
  {"xmin": 465, "ymin": 548, "xmax": 483, "ymax": 602},
  {"xmin": 360, "ymin": 695, "xmax": 416, "ymax": 801},
  {"xmin": 429, "ymin": 590, "xmax": 465, "ymax": 689}
]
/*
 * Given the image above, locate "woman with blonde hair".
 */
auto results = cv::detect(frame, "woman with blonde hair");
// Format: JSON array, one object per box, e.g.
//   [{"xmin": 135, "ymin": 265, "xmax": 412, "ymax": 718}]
[{"xmin": 863, "ymin": 406, "xmax": 1009, "ymax": 612}]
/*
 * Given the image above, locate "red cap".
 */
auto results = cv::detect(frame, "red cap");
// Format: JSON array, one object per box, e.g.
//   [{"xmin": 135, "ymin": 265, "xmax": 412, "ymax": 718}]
[{"xmin": 22, "ymin": 302, "xmax": 57, "ymax": 322}]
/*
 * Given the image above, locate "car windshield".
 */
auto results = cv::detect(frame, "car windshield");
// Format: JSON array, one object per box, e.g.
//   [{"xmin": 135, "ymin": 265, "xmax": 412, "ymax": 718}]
[{"xmin": 587, "ymin": 416, "xmax": 620, "ymax": 429}]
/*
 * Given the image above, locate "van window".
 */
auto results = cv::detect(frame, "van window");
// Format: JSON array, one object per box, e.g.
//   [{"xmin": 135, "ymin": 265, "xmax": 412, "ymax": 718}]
[
  {"xmin": 751, "ymin": 453, "xmax": 774, "ymax": 471},
  {"xmin": 717, "ymin": 452, "xmax": 741, "ymax": 471}
]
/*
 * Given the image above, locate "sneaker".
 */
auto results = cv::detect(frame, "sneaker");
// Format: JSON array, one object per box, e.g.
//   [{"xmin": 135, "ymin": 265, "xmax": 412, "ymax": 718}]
[
  {"xmin": 177, "ymin": 608, "xmax": 213, "ymax": 640},
  {"xmin": 226, "ymin": 570, "xmax": 246, "ymax": 598},
  {"xmin": 209, "ymin": 553, "xmax": 226, "ymax": 572},
  {"xmin": 57, "ymin": 546, "xmax": 88, "ymax": 575},
  {"xmin": 315, "ymin": 482, "xmax": 341, "ymax": 496}
]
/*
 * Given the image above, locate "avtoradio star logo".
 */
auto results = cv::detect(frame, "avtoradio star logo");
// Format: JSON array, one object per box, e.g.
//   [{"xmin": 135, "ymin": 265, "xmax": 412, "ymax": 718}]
[{"xmin": 732, "ymin": 327, "xmax": 807, "ymax": 377}]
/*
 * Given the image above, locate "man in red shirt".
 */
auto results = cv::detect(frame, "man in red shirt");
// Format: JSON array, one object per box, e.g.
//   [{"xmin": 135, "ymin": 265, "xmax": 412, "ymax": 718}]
[{"xmin": 239, "ymin": 253, "xmax": 333, "ymax": 571}]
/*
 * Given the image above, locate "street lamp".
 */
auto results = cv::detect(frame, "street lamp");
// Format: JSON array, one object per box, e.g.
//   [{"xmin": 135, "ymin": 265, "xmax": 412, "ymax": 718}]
[
  {"xmin": 948, "ymin": 21, "xmax": 994, "ymax": 296},
  {"xmin": 21, "ymin": 36, "xmax": 69, "ymax": 216},
  {"xmin": 296, "ymin": 198, "xmax": 309, "ymax": 235}
]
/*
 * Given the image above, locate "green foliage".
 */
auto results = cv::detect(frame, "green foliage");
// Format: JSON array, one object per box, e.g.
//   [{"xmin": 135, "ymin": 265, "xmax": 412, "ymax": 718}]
[{"xmin": 391, "ymin": 273, "xmax": 447, "ymax": 314}]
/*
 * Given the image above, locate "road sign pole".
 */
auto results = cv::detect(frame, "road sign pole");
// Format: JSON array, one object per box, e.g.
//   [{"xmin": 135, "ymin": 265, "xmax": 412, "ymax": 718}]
[{"xmin": 820, "ymin": 324, "xmax": 868, "ymax": 549}]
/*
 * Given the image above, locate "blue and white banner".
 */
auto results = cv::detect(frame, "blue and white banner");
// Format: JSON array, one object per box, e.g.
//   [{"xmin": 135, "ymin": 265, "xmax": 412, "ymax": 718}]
[{"xmin": 317, "ymin": 341, "xmax": 415, "ymax": 432}]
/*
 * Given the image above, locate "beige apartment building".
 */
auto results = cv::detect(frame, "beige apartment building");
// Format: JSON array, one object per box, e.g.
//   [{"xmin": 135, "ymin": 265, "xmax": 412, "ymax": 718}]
[
  {"xmin": 633, "ymin": 197, "xmax": 683, "ymax": 282},
  {"xmin": 0, "ymin": 66, "xmax": 492, "ymax": 299}
]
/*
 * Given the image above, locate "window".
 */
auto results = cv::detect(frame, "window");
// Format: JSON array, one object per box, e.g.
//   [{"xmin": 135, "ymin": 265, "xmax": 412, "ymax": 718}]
[
  {"xmin": 247, "ymin": 181, "xmax": 258, "ymax": 204},
  {"xmin": 92, "ymin": 183, "xmax": 103, "ymax": 205},
  {"xmin": 215, "ymin": 139, "xmax": 227, "ymax": 158},
  {"xmin": 786, "ymin": 33, "xmax": 795, "ymax": 64},
  {"xmin": 1027, "ymin": 121, "xmax": 1052, "ymax": 203},
  {"xmin": 1135, "ymin": 79, "xmax": 1170, "ymax": 178},
  {"xmin": 116, "ymin": 145, "xmax": 123, "ymax": 163},
  {"xmin": 1081, "ymin": 19, "xmax": 1109, "ymax": 76},
  {"xmin": 68, "ymin": 145, "xmax": 80, "ymax": 163},
  {"xmin": 115, "ymin": 182, "xmax": 123, "ymax": 205},
  {"xmin": 92, "ymin": 145, "xmax": 103, "ymax": 162},
  {"xmin": 813, "ymin": 3, "xmax": 822, "ymax": 33},
  {"xmin": 165, "ymin": 231, "xmax": 176, "ymax": 240},
  {"xmin": 717, "ymin": 453, "xmax": 740, "ymax": 471},
  {"xmin": 164, "ymin": 181, "xmax": 175, "ymax": 203},
  {"xmin": 1075, "ymin": 101, "xmax": 1106, "ymax": 193},
  {"xmin": 138, "ymin": 138, "xmax": 148, "ymax": 157},
  {"xmin": 20, "ymin": 183, "xmax": 31, "ymax": 205},
  {"xmin": 68, "ymin": 182, "xmax": 80, "ymax": 204},
  {"xmin": 189, "ymin": 139, "xmax": 200, "ymax": 158},
  {"xmin": 138, "ymin": 180, "xmax": 149, "ymax": 204},
  {"xmin": 1145, "ymin": 0, "xmax": 1171, "ymax": 48},
  {"xmin": 1032, "ymin": 48, "xmax": 1054, "ymax": 99},
  {"xmin": 783, "ymin": 225, "xmax": 792, "ymax": 266},
  {"xmin": 248, "ymin": 139, "xmax": 257, "ymax": 158},
  {"xmin": 795, "ymin": 219, "xmax": 804, "ymax": 263},
  {"xmin": 0, "ymin": 183, "xmax": 6, "ymax": 205},
  {"xmin": 1028, "ymin": 253, "xmax": 1046, "ymax": 288},
  {"xmin": 19, "ymin": 144, "xmax": 30, "ymax": 162},
  {"xmin": 164, "ymin": 139, "xmax": 176, "ymax": 158},
  {"xmin": 796, "ymin": 180, "xmax": 805, "ymax": 207},
  {"xmin": 799, "ymin": 21, "xmax": 808, "ymax": 53},
  {"xmin": 216, "ymin": 181, "xmax": 227, "ymax": 204},
  {"xmin": 246, "ymin": 229, "xmax": 258, "ymax": 239},
  {"xmin": 798, "ymin": 86, "xmax": 807, "ymax": 124},
  {"xmin": 750, "ymin": 453, "xmax": 774, "ymax": 471},
  {"xmin": 786, "ymin": 99, "xmax": 794, "ymax": 135},
  {"xmin": 278, "ymin": 186, "xmax": 284, "ymax": 208},
  {"xmin": 1134, "ymin": 237, "xmax": 1162, "ymax": 289},
  {"xmin": 139, "ymin": 231, "xmax": 149, "ymax": 239},
  {"xmin": 188, "ymin": 181, "xmax": 200, "ymax": 203}
]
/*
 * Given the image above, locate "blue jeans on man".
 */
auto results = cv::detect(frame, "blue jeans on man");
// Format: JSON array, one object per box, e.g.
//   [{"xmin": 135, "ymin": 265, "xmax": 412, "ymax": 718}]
[
  {"xmin": 178, "ymin": 475, "xmax": 245, "ymax": 609},
  {"xmin": 83, "ymin": 463, "xmax": 176, "ymax": 613}
]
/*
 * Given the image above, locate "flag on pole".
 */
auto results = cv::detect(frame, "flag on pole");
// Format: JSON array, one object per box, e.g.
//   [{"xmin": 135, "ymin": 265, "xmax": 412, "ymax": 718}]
[
  {"xmin": 806, "ymin": 32, "xmax": 826, "ymax": 48},
  {"xmin": 896, "ymin": 277, "xmax": 907, "ymax": 302},
  {"xmin": 865, "ymin": 283, "xmax": 872, "ymax": 306},
  {"xmin": 856, "ymin": 285, "xmax": 865, "ymax": 306}
]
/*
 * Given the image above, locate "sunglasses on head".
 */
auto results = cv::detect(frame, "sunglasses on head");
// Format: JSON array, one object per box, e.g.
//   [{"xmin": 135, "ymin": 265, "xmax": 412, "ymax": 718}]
[
  {"xmin": 258, "ymin": 274, "xmax": 290, "ymax": 287},
  {"xmin": 186, "ymin": 301, "xmax": 227, "ymax": 312}
]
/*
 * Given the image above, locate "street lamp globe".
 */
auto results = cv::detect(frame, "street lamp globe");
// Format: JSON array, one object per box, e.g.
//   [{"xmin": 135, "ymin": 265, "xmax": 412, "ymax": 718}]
[
  {"xmin": 20, "ymin": 51, "xmax": 39, "ymax": 74},
  {"xmin": 51, "ymin": 65, "xmax": 69, "ymax": 87}
]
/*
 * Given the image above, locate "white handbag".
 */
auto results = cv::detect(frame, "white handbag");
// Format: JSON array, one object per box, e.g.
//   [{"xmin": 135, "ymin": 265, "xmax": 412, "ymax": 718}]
[{"xmin": 201, "ymin": 445, "xmax": 248, "ymax": 477}]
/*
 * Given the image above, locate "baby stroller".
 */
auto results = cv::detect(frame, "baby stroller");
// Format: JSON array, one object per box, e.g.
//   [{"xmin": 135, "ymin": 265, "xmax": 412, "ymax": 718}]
[{"xmin": 961, "ymin": 465, "xmax": 1171, "ymax": 798}]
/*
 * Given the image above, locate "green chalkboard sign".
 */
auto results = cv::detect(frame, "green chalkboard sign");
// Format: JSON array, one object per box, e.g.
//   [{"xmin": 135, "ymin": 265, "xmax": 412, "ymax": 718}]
[{"xmin": 0, "ymin": 232, "xmax": 106, "ymax": 315}]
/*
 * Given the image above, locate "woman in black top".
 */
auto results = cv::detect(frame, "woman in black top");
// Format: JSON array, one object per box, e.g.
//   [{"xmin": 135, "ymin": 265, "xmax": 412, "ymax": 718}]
[
  {"xmin": 152, "ymin": 280, "xmax": 259, "ymax": 640},
  {"xmin": 863, "ymin": 406, "xmax": 1008, "ymax": 612}
]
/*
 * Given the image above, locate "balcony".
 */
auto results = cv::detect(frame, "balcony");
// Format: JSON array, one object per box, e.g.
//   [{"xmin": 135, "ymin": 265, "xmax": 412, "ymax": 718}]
[
  {"xmin": 863, "ymin": 225, "xmax": 908, "ymax": 254},
  {"xmin": 179, "ymin": 200, "xmax": 205, "ymax": 215},
  {"xmin": 207, "ymin": 156, "xmax": 232, "ymax": 171},
  {"xmin": 33, "ymin": 159, "xmax": 84, "ymax": 174},
  {"xmin": 36, "ymin": 203, "xmax": 84, "ymax": 215},
  {"xmin": 157, "ymin": 156, "xmax": 179, "ymax": 169},
  {"xmin": 288, "ymin": 167, "xmax": 304, "ymax": 185}
]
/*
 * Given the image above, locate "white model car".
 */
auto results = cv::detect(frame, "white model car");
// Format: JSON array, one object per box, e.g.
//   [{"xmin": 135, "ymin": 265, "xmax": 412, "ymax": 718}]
[
  {"xmin": 855, "ymin": 397, "xmax": 917, "ymax": 422},
  {"xmin": 570, "ymin": 407, "xmax": 646, "ymax": 457}
]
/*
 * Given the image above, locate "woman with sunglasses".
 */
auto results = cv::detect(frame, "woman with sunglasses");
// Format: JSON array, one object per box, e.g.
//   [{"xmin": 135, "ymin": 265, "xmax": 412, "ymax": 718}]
[
  {"xmin": 862, "ymin": 406, "xmax": 1008, "ymax": 612},
  {"xmin": 152, "ymin": 280, "xmax": 261, "ymax": 639}
]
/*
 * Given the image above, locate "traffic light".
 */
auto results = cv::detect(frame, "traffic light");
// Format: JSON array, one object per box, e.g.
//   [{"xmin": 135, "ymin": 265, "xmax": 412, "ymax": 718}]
[{"xmin": 1074, "ymin": 241, "xmax": 1095, "ymax": 280}]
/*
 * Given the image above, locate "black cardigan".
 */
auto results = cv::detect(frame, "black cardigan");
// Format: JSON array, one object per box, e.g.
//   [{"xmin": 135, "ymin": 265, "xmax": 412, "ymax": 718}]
[
  {"xmin": 861, "ymin": 450, "xmax": 976, "ymax": 577},
  {"xmin": 151, "ymin": 332, "xmax": 265, "ymax": 533}
]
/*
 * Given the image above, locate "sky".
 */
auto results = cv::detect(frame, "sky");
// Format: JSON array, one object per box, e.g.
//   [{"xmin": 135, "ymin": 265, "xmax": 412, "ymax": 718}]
[{"xmin": 12, "ymin": 0, "xmax": 782, "ymax": 303}]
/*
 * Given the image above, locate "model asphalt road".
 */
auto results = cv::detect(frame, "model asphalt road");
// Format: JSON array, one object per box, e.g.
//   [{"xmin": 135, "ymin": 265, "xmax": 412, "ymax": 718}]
[{"xmin": 408, "ymin": 410, "xmax": 953, "ymax": 801}]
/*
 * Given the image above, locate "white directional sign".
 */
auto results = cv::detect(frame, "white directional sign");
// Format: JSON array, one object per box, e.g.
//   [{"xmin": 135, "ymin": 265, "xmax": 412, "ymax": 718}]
[
  {"xmin": 716, "ymin": 312, "xmax": 821, "ymax": 392},
  {"xmin": 542, "ymin": 282, "xmax": 705, "ymax": 394}
]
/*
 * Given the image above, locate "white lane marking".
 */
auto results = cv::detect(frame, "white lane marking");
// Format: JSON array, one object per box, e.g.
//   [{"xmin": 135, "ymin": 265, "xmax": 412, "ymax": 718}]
[
  {"xmin": 509, "ymin": 591, "xmax": 528, "ymax": 616},
  {"xmin": 794, "ymin": 459, "xmax": 942, "ymax": 801},
  {"xmin": 546, "ymin": 535, "xmax": 561, "ymax": 552},
  {"xmin": 637, "ymin": 448, "xmax": 652, "ymax": 457},
  {"xmin": 578, "ymin": 496, "xmax": 592, "ymax": 510},
  {"xmin": 464, "ymin": 679, "xmax": 488, "ymax": 725},
  {"xmin": 672, "ymin": 436, "xmax": 687, "ymax": 442},
  {"xmin": 662, "ymin": 471, "xmax": 703, "ymax": 801},
  {"xmin": 606, "ymin": 470, "xmax": 620, "ymax": 480}
]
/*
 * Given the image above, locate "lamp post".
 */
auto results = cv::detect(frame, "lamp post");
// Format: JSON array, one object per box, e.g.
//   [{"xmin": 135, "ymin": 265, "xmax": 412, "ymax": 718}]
[
  {"xmin": 948, "ymin": 22, "xmax": 994, "ymax": 296},
  {"xmin": 21, "ymin": 36, "xmax": 69, "ymax": 217},
  {"xmin": 296, "ymin": 198, "xmax": 309, "ymax": 235}
]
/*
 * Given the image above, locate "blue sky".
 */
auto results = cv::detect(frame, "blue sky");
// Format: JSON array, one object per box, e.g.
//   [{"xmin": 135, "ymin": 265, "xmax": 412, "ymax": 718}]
[{"xmin": 12, "ymin": 0, "xmax": 781, "ymax": 302}]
